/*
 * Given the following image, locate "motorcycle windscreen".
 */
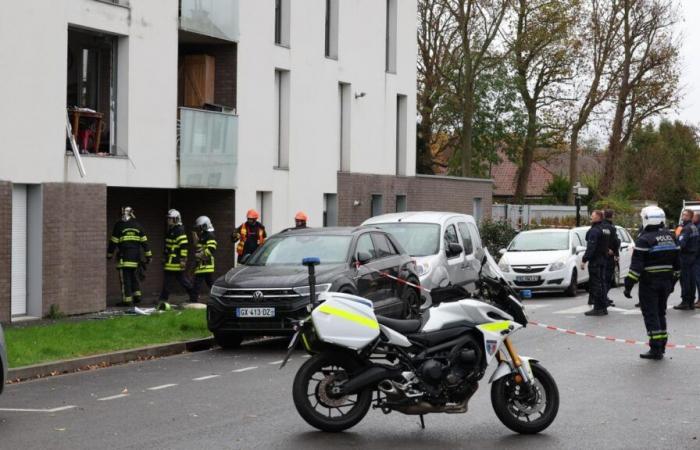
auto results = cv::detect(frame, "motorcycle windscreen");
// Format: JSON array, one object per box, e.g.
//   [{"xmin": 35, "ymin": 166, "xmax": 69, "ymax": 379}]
[{"xmin": 480, "ymin": 249, "xmax": 528, "ymax": 326}]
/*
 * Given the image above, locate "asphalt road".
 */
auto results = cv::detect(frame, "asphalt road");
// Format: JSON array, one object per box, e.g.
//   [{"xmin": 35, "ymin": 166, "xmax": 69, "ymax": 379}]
[{"xmin": 3, "ymin": 286, "xmax": 700, "ymax": 449}]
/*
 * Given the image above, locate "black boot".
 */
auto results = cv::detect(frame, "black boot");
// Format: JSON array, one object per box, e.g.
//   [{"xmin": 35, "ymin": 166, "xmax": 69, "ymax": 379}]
[
  {"xmin": 640, "ymin": 340, "xmax": 664, "ymax": 360},
  {"xmin": 585, "ymin": 308, "xmax": 608, "ymax": 316},
  {"xmin": 673, "ymin": 303, "xmax": 692, "ymax": 310}
]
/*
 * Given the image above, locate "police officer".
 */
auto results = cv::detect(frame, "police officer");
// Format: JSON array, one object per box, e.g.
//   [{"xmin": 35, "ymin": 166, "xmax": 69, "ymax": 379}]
[
  {"xmin": 602, "ymin": 209, "xmax": 621, "ymax": 307},
  {"xmin": 107, "ymin": 206, "xmax": 152, "ymax": 305},
  {"xmin": 232, "ymin": 209, "xmax": 266, "ymax": 264},
  {"xmin": 192, "ymin": 216, "xmax": 217, "ymax": 302},
  {"xmin": 623, "ymin": 206, "xmax": 680, "ymax": 359},
  {"xmin": 583, "ymin": 210, "xmax": 612, "ymax": 316},
  {"xmin": 694, "ymin": 212, "xmax": 700, "ymax": 309},
  {"xmin": 160, "ymin": 209, "xmax": 195, "ymax": 304},
  {"xmin": 673, "ymin": 209, "xmax": 698, "ymax": 310}
]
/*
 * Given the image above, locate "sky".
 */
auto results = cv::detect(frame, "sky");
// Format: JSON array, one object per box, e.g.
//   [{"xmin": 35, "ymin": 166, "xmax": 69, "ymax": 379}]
[{"xmin": 673, "ymin": 0, "xmax": 700, "ymax": 127}]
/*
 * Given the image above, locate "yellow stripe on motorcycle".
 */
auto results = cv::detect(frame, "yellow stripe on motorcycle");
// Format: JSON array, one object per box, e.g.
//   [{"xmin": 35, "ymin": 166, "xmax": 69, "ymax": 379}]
[
  {"xmin": 317, "ymin": 304, "xmax": 379, "ymax": 330},
  {"xmin": 479, "ymin": 320, "xmax": 511, "ymax": 333}
]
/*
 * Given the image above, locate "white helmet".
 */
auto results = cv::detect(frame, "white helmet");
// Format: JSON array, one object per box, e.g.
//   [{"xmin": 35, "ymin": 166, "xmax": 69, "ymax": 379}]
[
  {"xmin": 195, "ymin": 215, "xmax": 214, "ymax": 232},
  {"xmin": 121, "ymin": 206, "xmax": 134, "ymax": 222},
  {"xmin": 641, "ymin": 206, "xmax": 665, "ymax": 229},
  {"xmin": 167, "ymin": 209, "xmax": 182, "ymax": 225}
]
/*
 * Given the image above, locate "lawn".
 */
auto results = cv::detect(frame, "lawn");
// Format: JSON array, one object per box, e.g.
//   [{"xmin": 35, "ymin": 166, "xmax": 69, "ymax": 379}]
[{"xmin": 4, "ymin": 310, "xmax": 211, "ymax": 368}]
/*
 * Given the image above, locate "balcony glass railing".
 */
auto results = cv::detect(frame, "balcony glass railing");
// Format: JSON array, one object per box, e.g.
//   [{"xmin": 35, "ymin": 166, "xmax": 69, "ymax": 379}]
[
  {"xmin": 178, "ymin": 107, "xmax": 238, "ymax": 189},
  {"xmin": 179, "ymin": 0, "xmax": 239, "ymax": 42}
]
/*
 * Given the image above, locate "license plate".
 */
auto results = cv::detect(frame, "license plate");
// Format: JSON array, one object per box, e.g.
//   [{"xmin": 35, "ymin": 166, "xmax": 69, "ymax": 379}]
[
  {"xmin": 516, "ymin": 275, "xmax": 540, "ymax": 282},
  {"xmin": 236, "ymin": 307, "xmax": 275, "ymax": 318}
]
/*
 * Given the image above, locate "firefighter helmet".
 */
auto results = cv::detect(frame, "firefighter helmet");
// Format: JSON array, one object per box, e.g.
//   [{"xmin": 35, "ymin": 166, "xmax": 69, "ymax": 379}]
[
  {"xmin": 167, "ymin": 209, "xmax": 182, "ymax": 226},
  {"xmin": 246, "ymin": 209, "xmax": 259, "ymax": 220},
  {"xmin": 641, "ymin": 206, "xmax": 665, "ymax": 229},
  {"xmin": 195, "ymin": 215, "xmax": 214, "ymax": 232},
  {"xmin": 121, "ymin": 206, "xmax": 135, "ymax": 222}
]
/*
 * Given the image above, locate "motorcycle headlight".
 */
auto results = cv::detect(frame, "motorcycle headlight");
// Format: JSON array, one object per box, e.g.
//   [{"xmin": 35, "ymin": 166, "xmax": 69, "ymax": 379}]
[
  {"xmin": 498, "ymin": 259, "xmax": 510, "ymax": 272},
  {"xmin": 210, "ymin": 284, "xmax": 227, "ymax": 297},
  {"xmin": 549, "ymin": 260, "xmax": 567, "ymax": 271},
  {"xmin": 293, "ymin": 284, "xmax": 332, "ymax": 296},
  {"xmin": 414, "ymin": 261, "xmax": 432, "ymax": 277}
]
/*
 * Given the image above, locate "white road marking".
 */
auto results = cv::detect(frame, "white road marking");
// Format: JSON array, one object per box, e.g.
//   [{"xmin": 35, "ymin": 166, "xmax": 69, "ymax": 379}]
[
  {"xmin": 147, "ymin": 383, "xmax": 178, "ymax": 391},
  {"xmin": 0, "ymin": 405, "xmax": 77, "ymax": 413},
  {"xmin": 269, "ymin": 360, "xmax": 285, "ymax": 365},
  {"xmin": 193, "ymin": 375, "xmax": 220, "ymax": 381},
  {"xmin": 232, "ymin": 366, "xmax": 258, "ymax": 373},
  {"xmin": 522, "ymin": 304, "xmax": 551, "ymax": 310},
  {"xmin": 98, "ymin": 394, "xmax": 129, "ymax": 401}
]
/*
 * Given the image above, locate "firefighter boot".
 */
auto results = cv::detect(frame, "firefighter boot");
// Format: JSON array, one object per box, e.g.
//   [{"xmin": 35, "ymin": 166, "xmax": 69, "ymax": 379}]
[{"xmin": 640, "ymin": 340, "xmax": 664, "ymax": 360}]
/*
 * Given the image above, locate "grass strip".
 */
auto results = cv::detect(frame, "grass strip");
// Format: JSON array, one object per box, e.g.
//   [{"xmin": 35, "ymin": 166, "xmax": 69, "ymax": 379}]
[{"xmin": 5, "ymin": 310, "xmax": 211, "ymax": 368}]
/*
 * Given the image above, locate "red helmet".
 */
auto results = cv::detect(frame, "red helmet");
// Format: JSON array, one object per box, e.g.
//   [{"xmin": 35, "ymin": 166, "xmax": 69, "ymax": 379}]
[
  {"xmin": 246, "ymin": 209, "xmax": 259, "ymax": 220},
  {"xmin": 295, "ymin": 211, "xmax": 308, "ymax": 221}
]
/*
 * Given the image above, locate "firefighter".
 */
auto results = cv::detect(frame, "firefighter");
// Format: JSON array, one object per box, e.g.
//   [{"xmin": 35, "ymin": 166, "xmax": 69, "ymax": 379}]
[
  {"xmin": 294, "ymin": 211, "xmax": 308, "ymax": 229},
  {"xmin": 232, "ymin": 209, "xmax": 266, "ymax": 264},
  {"xmin": 192, "ymin": 215, "xmax": 217, "ymax": 302},
  {"xmin": 107, "ymin": 206, "xmax": 152, "ymax": 305},
  {"xmin": 673, "ymin": 209, "xmax": 699, "ymax": 310},
  {"xmin": 159, "ymin": 209, "xmax": 195, "ymax": 304},
  {"xmin": 624, "ymin": 206, "xmax": 680, "ymax": 359},
  {"xmin": 603, "ymin": 209, "xmax": 621, "ymax": 307},
  {"xmin": 582, "ymin": 210, "xmax": 612, "ymax": 316}
]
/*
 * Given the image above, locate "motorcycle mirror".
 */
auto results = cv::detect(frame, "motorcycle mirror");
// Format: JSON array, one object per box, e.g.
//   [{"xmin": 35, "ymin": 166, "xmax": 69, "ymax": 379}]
[{"xmin": 498, "ymin": 248, "xmax": 507, "ymax": 256}]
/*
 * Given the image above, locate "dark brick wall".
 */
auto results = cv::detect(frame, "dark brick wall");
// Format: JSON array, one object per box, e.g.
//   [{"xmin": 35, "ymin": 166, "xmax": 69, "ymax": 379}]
[
  {"xmin": 179, "ymin": 43, "xmax": 237, "ymax": 109},
  {"xmin": 0, "ymin": 181, "xmax": 11, "ymax": 322},
  {"xmin": 337, "ymin": 173, "xmax": 493, "ymax": 226},
  {"xmin": 106, "ymin": 188, "xmax": 236, "ymax": 304},
  {"xmin": 42, "ymin": 183, "xmax": 107, "ymax": 316}
]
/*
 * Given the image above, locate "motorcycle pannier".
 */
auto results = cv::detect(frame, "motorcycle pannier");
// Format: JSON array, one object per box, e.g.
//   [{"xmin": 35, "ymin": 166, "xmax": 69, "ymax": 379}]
[{"xmin": 312, "ymin": 293, "xmax": 380, "ymax": 350}]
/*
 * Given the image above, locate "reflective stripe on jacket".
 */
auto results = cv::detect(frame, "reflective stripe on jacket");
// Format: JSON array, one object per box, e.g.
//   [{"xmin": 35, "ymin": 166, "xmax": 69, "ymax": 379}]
[
  {"xmin": 107, "ymin": 219, "xmax": 152, "ymax": 269},
  {"xmin": 164, "ymin": 225, "xmax": 188, "ymax": 272},
  {"xmin": 234, "ymin": 222, "xmax": 266, "ymax": 256},
  {"xmin": 195, "ymin": 231, "xmax": 217, "ymax": 274}
]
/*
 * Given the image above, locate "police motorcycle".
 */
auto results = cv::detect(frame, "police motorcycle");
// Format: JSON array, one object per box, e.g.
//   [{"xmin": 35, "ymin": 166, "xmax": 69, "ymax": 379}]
[{"xmin": 281, "ymin": 249, "xmax": 559, "ymax": 434}]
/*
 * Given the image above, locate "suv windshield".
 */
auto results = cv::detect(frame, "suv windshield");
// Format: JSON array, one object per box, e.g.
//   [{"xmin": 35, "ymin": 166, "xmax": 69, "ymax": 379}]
[
  {"xmin": 247, "ymin": 235, "xmax": 352, "ymax": 266},
  {"xmin": 508, "ymin": 232, "xmax": 570, "ymax": 252},
  {"xmin": 371, "ymin": 223, "xmax": 440, "ymax": 257}
]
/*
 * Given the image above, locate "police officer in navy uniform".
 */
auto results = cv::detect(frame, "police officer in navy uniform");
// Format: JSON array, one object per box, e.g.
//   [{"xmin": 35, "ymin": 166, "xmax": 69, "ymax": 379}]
[
  {"xmin": 693, "ymin": 212, "xmax": 700, "ymax": 309},
  {"xmin": 673, "ymin": 209, "xmax": 699, "ymax": 310},
  {"xmin": 583, "ymin": 210, "xmax": 612, "ymax": 316},
  {"xmin": 602, "ymin": 209, "xmax": 621, "ymax": 307},
  {"xmin": 624, "ymin": 206, "xmax": 680, "ymax": 359}
]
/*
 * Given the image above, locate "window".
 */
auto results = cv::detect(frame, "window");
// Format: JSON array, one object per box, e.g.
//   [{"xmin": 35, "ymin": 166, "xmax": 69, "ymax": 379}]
[
  {"xmin": 372, "ymin": 233, "xmax": 398, "ymax": 258},
  {"xmin": 444, "ymin": 224, "xmax": 460, "ymax": 257},
  {"xmin": 467, "ymin": 223, "xmax": 482, "ymax": 249},
  {"xmin": 66, "ymin": 28, "xmax": 120, "ymax": 155},
  {"xmin": 324, "ymin": 194, "xmax": 338, "ymax": 227},
  {"xmin": 473, "ymin": 198, "xmax": 482, "ymax": 223},
  {"xmin": 371, "ymin": 195, "xmax": 383, "ymax": 217},
  {"xmin": 256, "ymin": 191, "xmax": 272, "ymax": 226},
  {"xmin": 274, "ymin": 0, "xmax": 290, "ymax": 46},
  {"xmin": 617, "ymin": 227, "xmax": 631, "ymax": 243},
  {"xmin": 274, "ymin": 69, "xmax": 290, "ymax": 168},
  {"xmin": 396, "ymin": 94, "xmax": 407, "ymax": 175},
  {"xmin": 339, "ymin": 82, "xmax": 351, "ymax": 171},
  {"xmin": 355, "ymin": 234, "xmax": 376, "ymax": 260},
  {"xmin": 385, "ymin": 0, "xmax": 397, "ymax": 73},
  {"xmin": 457, "ymin": 222, "xmax": 474, "ymax": 255},
  {"xmin": 395, "ymin": 194, "xmax": 407, "ymax": 212},
  {"xmin": 325, "ymin": 0, "xmax": 339, "ymax": 59}
]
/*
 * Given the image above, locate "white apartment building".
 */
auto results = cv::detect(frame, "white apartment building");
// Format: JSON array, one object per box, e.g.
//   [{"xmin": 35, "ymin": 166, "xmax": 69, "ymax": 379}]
[{"xmin": 0, "ymin": 0, "xmax": 491, "ymax": 320}]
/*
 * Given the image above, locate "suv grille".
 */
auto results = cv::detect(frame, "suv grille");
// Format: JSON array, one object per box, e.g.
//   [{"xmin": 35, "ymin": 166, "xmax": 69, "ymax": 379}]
[
  {"xmin": 218, "ymin": 287, "xmax": 304, "ymax": 305},
  {"xmin": 512, "ymin": 265, "xmax": 547, "ymax": 274}
]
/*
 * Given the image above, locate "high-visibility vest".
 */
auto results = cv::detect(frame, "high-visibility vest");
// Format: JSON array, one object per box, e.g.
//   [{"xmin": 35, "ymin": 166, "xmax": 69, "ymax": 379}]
[{"xmin": 235, "ymin": 222, "xmax": 265, "ymax": 256}]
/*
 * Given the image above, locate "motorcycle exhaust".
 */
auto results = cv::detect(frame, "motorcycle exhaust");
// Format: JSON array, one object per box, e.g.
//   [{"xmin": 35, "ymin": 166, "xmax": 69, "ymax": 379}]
[
  {"xmin": 377, "ymin": 380, "xmax": 399, "ymax": 396},
  {"xmin": 340, "ymin": 366, "xmax": 403, "ymax": 395}
]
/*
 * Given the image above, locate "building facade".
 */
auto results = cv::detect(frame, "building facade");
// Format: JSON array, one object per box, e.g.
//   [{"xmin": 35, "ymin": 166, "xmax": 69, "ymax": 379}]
[{"xmin": 0, "ymin": 0, "xmax": 491, "ymax": 322}]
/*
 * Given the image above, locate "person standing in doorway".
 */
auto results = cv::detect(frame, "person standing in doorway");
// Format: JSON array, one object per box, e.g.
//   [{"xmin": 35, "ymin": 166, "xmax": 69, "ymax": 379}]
[
  {"xmin": 107, "ymin": 206, "xmax": 152, "ymax": 305},
  {"xmin": 583, "ymin": 210, "xmax": 612, "ymax": 316},
  {"xmin": 159, "ymin": 209, "xmax": 195, "ymax": 305},
  {"xmin": 192, "ymin": 215, "xmax": 217, "ymax": 302},
  {"xmin": 232, "ymin": 209, "xmax": 266, "ymax": 264}
]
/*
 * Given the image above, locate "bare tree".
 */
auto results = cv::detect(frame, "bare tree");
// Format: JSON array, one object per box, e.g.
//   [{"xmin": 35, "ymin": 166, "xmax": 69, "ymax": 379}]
[{"xmin": 598, "ymin": 0, "xmax": 680, "ymax": 196}]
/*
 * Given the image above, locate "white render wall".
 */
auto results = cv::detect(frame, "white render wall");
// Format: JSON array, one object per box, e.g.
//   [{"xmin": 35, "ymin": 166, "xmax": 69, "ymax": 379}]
[
  {"xmin": 236, "ymin": 0, "xmax": 417, "ymax": 233},
  {"xmin": 0, "ymin": 0, "xmax": 178, "ymax": 187}
]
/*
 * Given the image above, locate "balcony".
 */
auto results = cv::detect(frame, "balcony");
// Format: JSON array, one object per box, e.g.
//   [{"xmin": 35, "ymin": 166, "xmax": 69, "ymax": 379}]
[
  {"xmin": 178, "ymin": 107, "xmax": 238, "ymax": 189},
  {"xmin": 179, "ymin": 0, "xmax": 239, "ymax": 42}
]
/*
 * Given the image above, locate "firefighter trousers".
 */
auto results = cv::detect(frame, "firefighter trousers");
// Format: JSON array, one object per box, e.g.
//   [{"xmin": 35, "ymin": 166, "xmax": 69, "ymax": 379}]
[
  {"xmin": 193, "ymin": 273, "xmax": 214, "ymax": 301},
  {"xmin": 118, "ymin": 268, "xmax": 141, "ymax": 304},
  {"xmin": 159, "ymin": 271, "xmax": 194, "ymax": 301}
]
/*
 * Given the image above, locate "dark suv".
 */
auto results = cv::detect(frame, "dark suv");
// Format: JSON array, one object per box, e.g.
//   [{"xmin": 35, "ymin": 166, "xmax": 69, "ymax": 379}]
[{"xmin": 207, "ymin": 227, "xmax": 421, "ymax": 348}]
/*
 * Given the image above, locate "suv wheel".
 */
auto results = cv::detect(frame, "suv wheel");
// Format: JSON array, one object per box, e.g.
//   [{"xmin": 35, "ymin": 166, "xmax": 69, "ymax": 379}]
[
  {"xmin": 401, "ymin": 284, "xmax": 421, "ymax": 319},
  {"xmin": 214, "ymin": 332, "xmax": 244, "ymax": 350}
]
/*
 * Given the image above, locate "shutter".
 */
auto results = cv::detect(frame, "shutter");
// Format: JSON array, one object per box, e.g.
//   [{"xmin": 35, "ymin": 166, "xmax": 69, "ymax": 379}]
[{"xmin": 11, "ymin": 184, "xmax": 27, "ymax": 317}]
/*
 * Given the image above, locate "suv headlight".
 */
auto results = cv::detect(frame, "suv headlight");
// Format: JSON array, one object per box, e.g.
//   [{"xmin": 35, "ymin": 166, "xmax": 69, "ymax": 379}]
[
  {"xmin": 549, "ymin": 260, "xmax": 567, "ymax": 271},
  {"xmin": 498, "ymin": 259, "xmax": 510, "ymax": 272},
  {"xmin": 210, "ymin": 285, "xmax": 227, "ymax": 297},
  {"xmin": 293, "ymin": 284, "xmax": 332, "ymax": 296},
  {"xmin": 415, "ymin": 261, "xmax": 432, "ymax": 277}
]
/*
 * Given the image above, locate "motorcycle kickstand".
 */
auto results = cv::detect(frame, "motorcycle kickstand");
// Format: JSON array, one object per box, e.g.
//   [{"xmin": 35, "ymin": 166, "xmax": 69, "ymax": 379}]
[{"xmin": 419, "ymin": 414, "xmax": 425, "ymax": 429}]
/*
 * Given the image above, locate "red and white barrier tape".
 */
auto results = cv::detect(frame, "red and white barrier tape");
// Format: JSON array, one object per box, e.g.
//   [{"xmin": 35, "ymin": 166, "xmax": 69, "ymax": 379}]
[{"xmin": 529, "ymin": 320, "xmax": 700, "ymax": 350}]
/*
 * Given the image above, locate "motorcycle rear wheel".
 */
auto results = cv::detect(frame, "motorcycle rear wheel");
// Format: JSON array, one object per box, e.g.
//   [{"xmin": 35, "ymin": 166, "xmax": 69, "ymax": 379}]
[
  {"xmin": 292, "ymin": 352, "xmax": 372, "ymax": 432},
  {"xmin": 491, "ymin": 362, "xmax": 559, "ymax": 434}
]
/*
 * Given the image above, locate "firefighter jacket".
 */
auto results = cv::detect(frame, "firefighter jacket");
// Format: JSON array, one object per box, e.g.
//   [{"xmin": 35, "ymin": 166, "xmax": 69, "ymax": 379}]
[
  {"xmin": 107, "ymin": 219, "xmax": 152, "ymax": 269},
  {"xmin": 194, "ymin": 231, "xmax": 217, "ymax": 275},
  {"xmin": 625, "ymin": 225, "xmax": 680, "ymax": 288},
  {"xmin": 582, "ymin": 222, "xmax": 612, "ymax": 264},
  {"xmin": 234, "ymin": 221, "xmax": 266, "ymax": 256},
  {"xmin": 164, "ymin": 224, "xmax": 188, "ymax": 272},
  {"xmin": 678, "ymin": 220, "xmax": 699, "ymax": 259}
]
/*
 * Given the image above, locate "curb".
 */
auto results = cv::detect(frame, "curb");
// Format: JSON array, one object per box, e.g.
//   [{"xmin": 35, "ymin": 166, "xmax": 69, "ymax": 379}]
[{"xmin": 7, "ymin": 337, "xmax": 215, "ymax": 383}]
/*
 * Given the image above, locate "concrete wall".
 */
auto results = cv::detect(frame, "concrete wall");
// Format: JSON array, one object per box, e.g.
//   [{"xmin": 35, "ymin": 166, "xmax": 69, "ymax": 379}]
[
  {"xmin": 337, "ymin": 173, "xmax": 493, "ymax": 226},
  {"xmin": 235, "ymin": 0, "xmax": 418, "ymax": 234},
  {"xmin": 0, "ymin": 182, "xmax": 11, "ymax": 322}
]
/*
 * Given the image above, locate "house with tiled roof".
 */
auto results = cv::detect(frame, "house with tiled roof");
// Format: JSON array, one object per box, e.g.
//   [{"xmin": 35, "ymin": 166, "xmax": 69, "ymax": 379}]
[{"xmin": 490, "ymin": 156, "xmax": 554, "ymax": 202}]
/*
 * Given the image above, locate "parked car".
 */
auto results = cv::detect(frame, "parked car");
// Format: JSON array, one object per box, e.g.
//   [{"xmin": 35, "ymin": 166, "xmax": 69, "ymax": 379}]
[
  {"xmin": 573, "ymin": 225, "xmax": 634, "ymax": 286},
  {"xmin": 362, "ymin": 212, "xmax": 484, "ymax": 306},
  {"xmin": 207, "ymin": 227, "xmax": 421, "ymax": 349},
  {"xmin": 0, "ymin": 323, "xmax": 6, "ymax": 395},
  {"xmin": 497, "ymin": 228, "xmax": 589, "ymax": 296}
]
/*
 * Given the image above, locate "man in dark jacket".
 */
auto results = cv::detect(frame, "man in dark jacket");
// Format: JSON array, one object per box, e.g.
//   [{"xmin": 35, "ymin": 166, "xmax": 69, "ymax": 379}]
[
  {"xmin": 694, "ymin": 212, "xmax": 700, "ymax": 309},
  {"xmin": 602, "ymin": 210, "xmax": 621, "ymax": 306},
  {"xmin": 232, "ymin": 209, "xmax": 267, "ymax": 264},
  {"xmin": 107, "ymin": 206, "xmax": 152, "ymax": 305},
  {"xmin": 583, "ymin": 210, "xmax": 612, "ymax": 316},
  {"xmin": 673, "ymin": 209, "xmax": 698, "ymax": 310},
  {"xmin": 624, "ymin": 206, "xmax": 680, "ymax": 359}
]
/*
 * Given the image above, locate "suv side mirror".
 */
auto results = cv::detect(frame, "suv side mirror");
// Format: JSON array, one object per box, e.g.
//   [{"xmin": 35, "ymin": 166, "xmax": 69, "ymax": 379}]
[
  {"xmin": 575, "ymin": 245, "xmax": 586, "ymax": 254},
  {"xmin": 355, "ymin": 251, "xmax": 372, "ymax": 265},
  {"xmin": 447, "ymin": 243, "xmax": 463, "ymax": 257}
]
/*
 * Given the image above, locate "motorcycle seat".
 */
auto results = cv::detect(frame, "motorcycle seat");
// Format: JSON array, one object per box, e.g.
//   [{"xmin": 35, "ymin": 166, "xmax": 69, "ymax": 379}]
[{"xmin": 376, "ymin": 315, "xmax": 422, "ymax": 334}]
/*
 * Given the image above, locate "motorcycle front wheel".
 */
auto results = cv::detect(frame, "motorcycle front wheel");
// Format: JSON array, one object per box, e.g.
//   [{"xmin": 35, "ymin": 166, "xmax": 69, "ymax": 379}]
[
  {"xmin": 292, "ymin": 352, "xmax": 372, "ymax": 432},
  {"xmin": 491, "ymin": 362, "xmax": 559, "ymax": 434}
]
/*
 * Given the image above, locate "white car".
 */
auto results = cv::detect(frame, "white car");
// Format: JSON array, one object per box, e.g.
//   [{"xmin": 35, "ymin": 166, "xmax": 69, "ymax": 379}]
[
  {"xmin": 498, "ymin": 228, "xmax": 589, "ymax": 296},
  {"xmin": 573, "ymin": 225, "xmax": 634, "ymax": 286},
  {"xmin": 362, "ymin": 212, "xmax": 484, "ymax": 305}
]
